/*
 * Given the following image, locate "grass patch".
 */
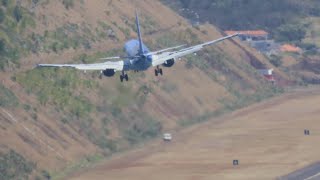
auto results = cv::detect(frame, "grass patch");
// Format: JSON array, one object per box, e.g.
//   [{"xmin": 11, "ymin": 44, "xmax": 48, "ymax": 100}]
[
  {"xmin": 0, "ymin": 150, "xmax": 36, "ymax": 180},
  {"xmin": 0, "ymin": 1, "xmax": 36, "ymax": 69},
  {"xmin": 124, "ymin": 113, "xmax": 162, "ymax": 145},
  {"xmin": 51, "ymin": 154, "xmax": 103, "ymax": 180},
  {"xmin": 179, "ymin": 85, "xmax": 284, "ymax": 127},
  {"xmin": 0, "ymin": 83, "xmax": 18, "ymax": 107},
  {"xmin": 16, "ymin": 68, "xmax": 95, "ymax": 119}
]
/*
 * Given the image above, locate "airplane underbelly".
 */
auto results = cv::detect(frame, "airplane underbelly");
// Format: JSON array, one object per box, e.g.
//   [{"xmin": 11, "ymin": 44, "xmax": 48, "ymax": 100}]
[{"xmin": 132, "ymin": 60, "xmax": 151, "ymax": 71}]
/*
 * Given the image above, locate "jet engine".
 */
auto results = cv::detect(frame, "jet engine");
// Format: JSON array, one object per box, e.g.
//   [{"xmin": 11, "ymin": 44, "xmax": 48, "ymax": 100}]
[
  {"xmin": 103, "ymin": 69, "xmax": 116, "ymax": 77},
  {"xmin": 163, "ymin": 58, "xmax": 175, "ymax": 67}
]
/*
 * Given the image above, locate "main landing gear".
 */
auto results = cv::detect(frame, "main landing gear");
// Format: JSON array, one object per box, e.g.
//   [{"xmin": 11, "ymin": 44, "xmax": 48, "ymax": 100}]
[
  {"xmin": 120, "ymin": 71, "xmax": 129, "ymax": 82},
  {"xmin": 155, "ymin": 66, "xmax": 163, "ymax": 76}
]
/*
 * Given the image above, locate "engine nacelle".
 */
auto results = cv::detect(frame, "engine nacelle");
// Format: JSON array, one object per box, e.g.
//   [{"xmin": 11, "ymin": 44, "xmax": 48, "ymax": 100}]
[
  {"xmin": 103, "ymin": 69, "xmax": 116, "ymax": 77},
  {"xmin": 163, "ymin": 58, "xmax": 175, "ymax": 67}
]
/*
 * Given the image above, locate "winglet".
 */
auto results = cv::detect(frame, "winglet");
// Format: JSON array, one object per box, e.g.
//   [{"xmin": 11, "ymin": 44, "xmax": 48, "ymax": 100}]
[{"xmin": 135, "ymin": 10, "xmax": 144, "ymax": 55}]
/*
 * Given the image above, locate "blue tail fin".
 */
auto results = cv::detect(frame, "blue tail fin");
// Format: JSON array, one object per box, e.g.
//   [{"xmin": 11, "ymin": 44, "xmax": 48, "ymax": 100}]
[{"xmin": 135, "ymin": 11, "xmax": 144, "ymax": 55}]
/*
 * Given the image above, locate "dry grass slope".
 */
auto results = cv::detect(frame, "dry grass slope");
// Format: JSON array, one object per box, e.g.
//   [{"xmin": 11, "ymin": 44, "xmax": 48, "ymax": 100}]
[{"xmin": 0, "ymin": 0, "xmax": 289, "ymax": 179}]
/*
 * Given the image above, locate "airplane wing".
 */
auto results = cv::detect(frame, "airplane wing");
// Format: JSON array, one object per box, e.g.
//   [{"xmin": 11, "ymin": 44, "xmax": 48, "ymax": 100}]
[
  {"xmin": 37, "ymin": 61, "xmax": 124, "ymax": 71},
  {"xmin": 152, "ymin": 33, "xmax": 239, "ymax": 66},
  {"xmin": 146, "ymin": 44, "xmax": 186, "ymax": 56}
]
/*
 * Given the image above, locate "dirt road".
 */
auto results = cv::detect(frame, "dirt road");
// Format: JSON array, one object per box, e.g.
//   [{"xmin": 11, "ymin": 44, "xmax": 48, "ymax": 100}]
[{"xmin": 68, "ymin": 87, "xmax": 320, "ymax": 180}]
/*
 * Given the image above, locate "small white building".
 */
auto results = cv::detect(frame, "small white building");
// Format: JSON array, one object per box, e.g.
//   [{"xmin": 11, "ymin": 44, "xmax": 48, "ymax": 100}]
[
  {"xmin": 257, "ymin": 69, "xmax": 275, "ymax": 82},
  {"xmin": 257, "ymin": 69, "xmax": 273, "ymax": 76}
]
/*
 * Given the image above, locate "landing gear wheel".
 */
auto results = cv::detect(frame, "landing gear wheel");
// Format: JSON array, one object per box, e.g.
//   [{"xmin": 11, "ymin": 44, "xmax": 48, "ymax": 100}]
[
  {"xmin": 120, "ymin": 75, "xmax": 124, "ymax": 82},
  {"xmin": 155, "ymin": 69, "xmax": 158, "ymax": 76},
  {"xmin": 159, "ymin": 68, "xmax": 163, "ymax": 76},
  {"xmin": 99, "ymin": 74, "xmax": 103, "ymax": 79},
  {"xmin": 125, "ymin": 74, "xmax": 129, "ymax": 81}
]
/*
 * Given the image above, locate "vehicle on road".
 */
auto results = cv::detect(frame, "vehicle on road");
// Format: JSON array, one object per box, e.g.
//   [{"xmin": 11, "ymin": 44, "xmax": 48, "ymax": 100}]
[{"xmin": 163, "ymin": 133, "xmax": 172, "ymax": 141}]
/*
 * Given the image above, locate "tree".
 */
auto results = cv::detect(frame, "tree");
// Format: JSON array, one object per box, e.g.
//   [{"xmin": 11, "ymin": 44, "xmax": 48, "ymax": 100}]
[
  {"xmin": 0, "ymin": 9, "xmax": 4, "ymax": 23},
  {"xmin": 2, "ymin": 0, "xmax": 9, "ymax": 7},
  {"xmin": 13, "ymin": 5, "xmax": 23, "ymax": 22},
  {"xmin": 269, "ymin": 55, "xmax": 283, "ymax": 67},
  {"xmin": 275, "ymin": 24, "xmax": 307, "ymax": 42},
  {"xmin": 62, "ymin": 0, "xmax": 74, "ymax": 9},
  {"xmin": 0, "ymin": 39, "xmax": 5, "ymax": 54}
]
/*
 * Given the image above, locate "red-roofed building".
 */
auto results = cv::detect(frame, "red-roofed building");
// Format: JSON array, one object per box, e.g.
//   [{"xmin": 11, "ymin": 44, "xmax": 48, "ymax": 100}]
[{"xmin": 280, "ymin": 44, "xmax": 302, "ymax": 53}]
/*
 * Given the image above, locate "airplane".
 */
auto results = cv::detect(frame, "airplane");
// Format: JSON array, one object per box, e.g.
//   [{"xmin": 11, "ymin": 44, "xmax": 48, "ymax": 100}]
[{"xmin": 37, "ymin": 13, "xmax": 238, "ymax": 82}]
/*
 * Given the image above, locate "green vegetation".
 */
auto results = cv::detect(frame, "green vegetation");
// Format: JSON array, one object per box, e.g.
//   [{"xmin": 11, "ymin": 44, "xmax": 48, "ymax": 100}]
[
  {"xmin": 141, "ymin": 15, "xmax": 159, "ymax": 33},
  {"xmin": 0, "ymin": 1, "xmax": 36, "ymax": 69},
  {"xmin": 0, "ymin": 83, "xmax": 18, "ymax": 107},
  {"xmin": 40, "ymin": 170, "xmax": 51, "ymax": 180},
  {"xmin": 16, "ymin": 68, "xmax": 96, "ymax": 119},
  {"xmin": 51, "ymin": 154, "xmax": 103, "ymax": 180},
  {"xmin": 269, "ymin": 54, "xmax": 283, "ymax": 67},
  {"xmin": 163, "ymin": 0, "xmax": 320, "ymax": 43},
  {"xmin": 124, "ymin": 113, "xmax": 162, "ymax": 145},
  {"xmin": 179, "ymin": 85, "xmax": 284, "ymax": 127},
  {"xmin": 1, "ymin": 0, "xmax": 9, "ymax": 7},
  {"xmin": 62, "ymin": 0, "xmax": 74, "ymax": 9},
  {"xmin": 29, "ymin": 21, "xmax": 119, "ymax": 54},
  {"xmin": 13, "ymin": 5, "xmax": 22, "ymax": 22},
  {"xmin": 96, "ymin": 21, "xmax": 117, "ymax": 40},
  {"xmin": 169, "ymin": 0, "xmax": 320, "ymax": 29},
  {"xmin": 0, "ymin": 150, "xmax": 36, "ymax": 180},
  {"xmin": 30, "ymin": 23, "xmax": 91, "ymax": 54},
  {"xmin": 274, "ymin": 23, "xmax": 307, "ymax": 42}
]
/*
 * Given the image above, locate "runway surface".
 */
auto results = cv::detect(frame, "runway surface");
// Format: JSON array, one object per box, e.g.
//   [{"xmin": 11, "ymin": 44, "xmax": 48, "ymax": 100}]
[{"xmin": 280, "ymin": 162, "xmax": 320, "ymax": 180}]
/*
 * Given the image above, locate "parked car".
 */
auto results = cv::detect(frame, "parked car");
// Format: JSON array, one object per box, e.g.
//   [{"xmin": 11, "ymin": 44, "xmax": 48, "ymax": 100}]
[{"xmin": 163, "ymin": 133, "xmax": 172, "ymax": 141}]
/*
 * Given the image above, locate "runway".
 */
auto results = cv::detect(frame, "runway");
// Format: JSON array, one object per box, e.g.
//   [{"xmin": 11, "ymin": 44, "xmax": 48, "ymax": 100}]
[{"xmin": 280, "ymin": 162, "xmax": 320, "ymax": 180}]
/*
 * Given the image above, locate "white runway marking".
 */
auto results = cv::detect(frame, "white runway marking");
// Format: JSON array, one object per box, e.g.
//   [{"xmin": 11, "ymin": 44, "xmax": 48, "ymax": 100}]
[
  {"xmin": 1, "ymin": 108, "xmax": 63, "ymax": 158},
  {"xmin": 304, "ymin": 172, "xmax": 320, "ymax": 180}
]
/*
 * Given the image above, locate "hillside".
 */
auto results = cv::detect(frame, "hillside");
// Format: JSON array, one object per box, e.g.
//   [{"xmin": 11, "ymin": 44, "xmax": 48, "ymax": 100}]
[
  {"xmin": 162, "ymin": 0, "xmax": 320, "ymax": 42},
  {"xmin": 0, "ymin": 0, "xmax": 287, "ymax": 179},
  {"xmin": 163, "ymin": 0, "xmax": 320, "ymax": 86}
]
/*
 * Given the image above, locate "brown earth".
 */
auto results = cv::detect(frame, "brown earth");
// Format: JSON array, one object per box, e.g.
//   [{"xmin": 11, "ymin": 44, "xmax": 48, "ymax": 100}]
[
  {"xmin": 68, "ymin": 87, "xmax": 320, "ymax": 180},
  {"xmin": 0, "ymin": 0, "xmax": 292, "ymax": 177}
]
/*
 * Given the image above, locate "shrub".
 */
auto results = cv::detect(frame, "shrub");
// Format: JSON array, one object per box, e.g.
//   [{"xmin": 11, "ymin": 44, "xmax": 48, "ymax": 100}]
[
  {"xmin": 1, "ymin": 0, "xmax": 8, "ymax": 7},
  {"xmin": 275, "ymin": 23, "xmax": 307, "ymax": 42},
  {"xmin": 41, "ymin": 170, "xmax": 51, "ymax": 180},
  {"xmin": 13, "ymin": 6, "xmax": 22, "ymax": 22},
  {"xmin": 0, "ymin": 150, "xmax": 36, "ymax": 180},
  {"xmin": 0, "ymin": 39, "xmax": 6, "ymax": 55},
  {"xmin": 124, "ymin": 117, "xmax": 162, "ymax": 144},
  {"xmin": 269, "ymin": 54, "xmax": 283, "ymax": 67},
  {"xmin": 62, "ymin": 0, "xmax": 74, "ymax": 9},
  {"xmin": 0, "ymin": 84, "xmax": 19, "ymax": 107},
  {"xmin": 0, "ymin": 8, "xmax": 5, "ymax": 23},
  {"xmin": 23, "ymin": 104, "xmax": 31, "ymax": 111}
]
